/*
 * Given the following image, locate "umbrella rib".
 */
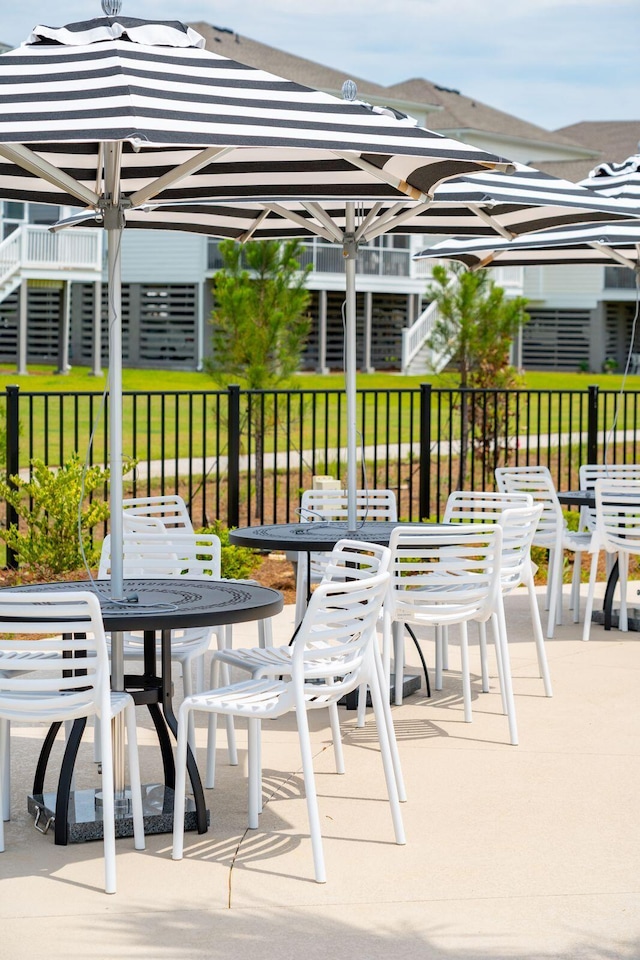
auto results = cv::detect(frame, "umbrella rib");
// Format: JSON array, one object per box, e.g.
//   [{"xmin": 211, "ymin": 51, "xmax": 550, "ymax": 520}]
[
  {"xmin": 467, "ymin": 204, "xmax": 515, "ymax": 239},
  {"xmin": 237, "ymin": 208, "xmax": 271, "ymax": 243},
  {"xmin": 590, "ymin": 242, "xmax": 637, "ymax": 270},
  {"xmin": 0, "ymin": 143, "xmax": 100, "ymax": 208},
  {"xmin": 127, "ymin": 146, "xmax": 236, "ymax": 207},
  {"xmin": 301, "ymin": 203, "xmax": 345, "ymax": 242},
  {"xmin": 360, "ymin": 200, "xmax": 433, "ymax": 242},
  {"xmin": 263, "ymin": 203, "xmax": 336, "ymax": 242},
  {"xmin": 330, "ymin": 151, "xmax": 429, "ymax": 201}
]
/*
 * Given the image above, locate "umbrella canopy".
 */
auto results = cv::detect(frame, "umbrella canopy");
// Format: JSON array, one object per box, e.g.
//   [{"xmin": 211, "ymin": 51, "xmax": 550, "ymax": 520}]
[
  {"xmin": 74, "ymin": 161, "xmax": 640, "ymax": 240},
  {"xmin": 413, "ymin": 221, "xmax": 640, "ymax": 271},
  {"xmin": 578, "ymin": 153, "xmax": 640, "ymax": 204}
]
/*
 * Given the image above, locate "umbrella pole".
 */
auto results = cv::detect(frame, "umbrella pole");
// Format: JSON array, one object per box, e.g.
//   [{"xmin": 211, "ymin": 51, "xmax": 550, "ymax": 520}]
[{"xmin": 344, "ymin": 202, "xmax": 358, "ymax": 531}]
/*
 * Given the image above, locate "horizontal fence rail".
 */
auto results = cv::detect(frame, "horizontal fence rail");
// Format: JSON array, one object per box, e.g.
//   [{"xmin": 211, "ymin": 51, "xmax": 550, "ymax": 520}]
[{"xmin": 4, "ymin": 382, "xmax": 640, "ymax": 566}]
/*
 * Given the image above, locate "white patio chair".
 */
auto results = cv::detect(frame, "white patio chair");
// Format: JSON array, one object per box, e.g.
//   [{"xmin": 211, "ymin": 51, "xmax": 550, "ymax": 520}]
[
  {"xmin": 123, "ymin": 494, "xmax": 194, "ymax": 533},
  {"xmin": 0, "ymin": 591, "xmax": 144, "ymax": 894},
  {"xmin": 294, "ymin": 488, "xmax": 397, "ymax": 625},
  {"xmin": 382, "ymin": 524, "xmax": 515, "ymax": 739},
  {"xmin": 582, "ymin": 478, "xmax": 640, "ymax": 641},
  {"xmin": 172, "ymin": 567, "xmax": 404, "ymax": 884},
  {"xmin": 205, "ymin": 540, "xmax": 403, "ymax": 797},
  {"xmin": 443, "ymin": 491, "xmax": 553, "ymax": 704},
  {"xmin": 495, "ymin": 465, "xmax": 594, "ymax": 638}
]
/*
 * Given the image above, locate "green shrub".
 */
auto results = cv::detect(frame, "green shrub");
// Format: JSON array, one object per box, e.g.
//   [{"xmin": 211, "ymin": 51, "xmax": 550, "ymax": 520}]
[
  {"xmin": 0, "ymin": 453, "xmax": 127, "ymax": 578},
  {"xmin": 199, "ymin": 520, "xmax": 262, "ymax": 580}
]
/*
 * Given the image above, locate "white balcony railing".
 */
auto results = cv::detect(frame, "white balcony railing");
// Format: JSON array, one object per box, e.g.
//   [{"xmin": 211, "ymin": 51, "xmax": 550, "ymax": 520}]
[{"xmin": 0, "ymin": 224, "xmax": 102, "ymax": 291}]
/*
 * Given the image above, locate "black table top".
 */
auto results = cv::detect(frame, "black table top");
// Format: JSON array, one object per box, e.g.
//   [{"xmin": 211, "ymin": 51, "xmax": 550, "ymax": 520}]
[
  {"xmin": 229, "ymin": 520, "xmax": 431, "ymax": 552},
  {"xmin": 557, "ymin": 490, "xmax": 595, "ymax": 509},
  {"xmin": 2, "ymin": 578, "xmax": 284, "ymax": 632}
]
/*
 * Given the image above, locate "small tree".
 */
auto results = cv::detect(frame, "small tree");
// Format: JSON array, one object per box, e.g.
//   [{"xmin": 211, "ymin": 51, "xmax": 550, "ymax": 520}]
[
  {"xmin": 425, "ymin": 263, "xmax": 529, "ymax": 482},
  {"xmin": 206, "ymin": 239, "xmax": 312, "ymax": 519}
]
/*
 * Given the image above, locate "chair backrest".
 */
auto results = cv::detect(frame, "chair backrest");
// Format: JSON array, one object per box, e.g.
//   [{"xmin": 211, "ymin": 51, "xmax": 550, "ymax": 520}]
[
  {"xmin": 98, "ymin": 531, "xmax": 221, "ymax": 580},
  {"xmin": 320, "ymin": 538, "xmax": 391, "ymax": 585},
  {"xmin": 0, "ymin": 591, "xmax": 108, "ymax": 723},
  {"xmin": 299, "ymin": 488, "xmax": 398, "ymax": 523},
  {"xmin": 443, "ymin": 489, "xmax": 533, "ymax": 524},
  {"xmin": 291, "ymin": 569, "xmax": 390, "ymax": 702},
  {"xmin": 122, "ymin": 495, "xmax": 194, "ymax": 534},
  {"xmin": 386, "ymin": 523, "xmax": 503, "ymax": 625},
  {"xmin": 495, "ymin": 466, "xmax": 563, "ymax": 548},
  {"xmin": 594, "ymin": 478, "xmax": 640, "ymax": 554},
  {"xmin": 579, "ymin": 464, "xmax": 640, "ymax": 532},
  {"xmin": 498, "ymin": 502, "xmax": 544, "ymax": 593}
]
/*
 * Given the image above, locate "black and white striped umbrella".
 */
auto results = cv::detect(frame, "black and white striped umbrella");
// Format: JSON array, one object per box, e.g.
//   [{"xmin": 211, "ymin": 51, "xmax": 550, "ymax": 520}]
[
  {"xmin": 579, "ymin": 154, "xmax": 640, "ymax": 204},
  {"xmin": 413, "ymin": 220, "xmax": 640, "ymax": 270}
]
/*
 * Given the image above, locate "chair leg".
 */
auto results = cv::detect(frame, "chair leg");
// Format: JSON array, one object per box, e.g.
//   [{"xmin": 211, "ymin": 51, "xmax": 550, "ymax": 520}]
[
  {"xmin": 123, "ymin": 700, "xmax": 145, "ymax": 851},
  {"xmin": 172, "ymin": 700, "xmax": 191, "ymax": 861},
  {"xmin": 258, "ymin": 618, "xmax": 273, "ymax": 647},
  {"xmin": 491, "ymin": 613, "xmax": 508, "ymax": 717},
  {"xmin": 328, "ymin": 702, "xmax": 345, "ymax": 774},
  {"xmin": 478, "ymin": 621, "xmax": 490, "ymax": 692},
  {"xmin": 523, "ymin": 567, "xmax": 553, "ymax": 697},
  {"xmin": 619, "ymin": 552, "xmax": 629, "ymax": 632},
  {"xmin": 98, "ymin": 707, "xmax": 117, "ymax": 894},
  {"xmin": 182, "ymin": 663, "xmax": 197, "ymax": 754},
  {"xmin": 372, "ymin": 641, "xmax": 406, "ymax": 802},
  {"xmin": 459, "ymin": 621, "xmax": 472, "ymax": 723},
  {"xmin": 546, "ymin": 544, "xmax": 563, "ymax": 639},
  {"xmin": 356, "ymin": 682, "xmax": 367, "ymax": 727},
  {"xmin": 582, "ymin": 548, "xmax": 600, "ymax": 642},
  {"xmin": 367, "ymin": 659, "xmax": 406, "ymax": 845},
  {"xmin": 247, "ymin": 717, "xmax": 261, "ymax": 828},
  {"xmin": 392, "ymin": 620, "xmax": 404, "ymax": 705},
  {"xmin": 494, "ymin": 600, "xmax": 519, "ymax": 746},
  {"xmin": 570, "ymin": 551, "xmax": 581, "ymax": 623},
  {"xmin": 1, "ymin": 718, "xmax": 9, "ymax": 822},
  {"xmin": 435, "ymin": 626, "xmax": 443, "ymax": 691},
  {"xmin": 295, "ymin": 698, "xmax": 326, "ymax": 883}
]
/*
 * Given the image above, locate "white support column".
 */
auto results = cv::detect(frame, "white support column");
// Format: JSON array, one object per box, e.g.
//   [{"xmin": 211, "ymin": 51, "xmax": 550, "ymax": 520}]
[
  {"xmin": 318, "ymin": 288, "xmax": 329, "ymax": 374},
  {"xmin": 91, "ymin": 280, "xmax": 103, "ymax": 377},
  {"xmin": 17, "ymin": 279, "xmax": 28, "ymax": 376},
  {"xmin": 363, "ymin": 290, "xmax": 373, "ymax": 373},
  {"xmin": 57, "ymin": 281, "xmax": 71, "ymax": 375}
]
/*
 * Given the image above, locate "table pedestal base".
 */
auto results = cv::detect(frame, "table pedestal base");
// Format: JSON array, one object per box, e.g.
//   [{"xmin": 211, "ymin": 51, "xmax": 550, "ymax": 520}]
[
  {"xmin": 27, "ymin": 784, "xmax": 209, "ymax": 844},
  {"xmin": 340, "ymin": 673, "xmax": 421, "ymax": 709},
  {"xmin": 591, "ymin": 608, "xmax": 640, "ymax": 632}
]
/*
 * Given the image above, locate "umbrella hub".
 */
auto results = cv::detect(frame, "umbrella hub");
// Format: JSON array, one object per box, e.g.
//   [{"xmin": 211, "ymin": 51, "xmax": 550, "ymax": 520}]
[
  {"xmin": 100, "ymin": 197, "xmax": 131, "ymax": 231},
  {"xmin": 342, "ymin": 233, "xmax": 358, "ymax": 260}
]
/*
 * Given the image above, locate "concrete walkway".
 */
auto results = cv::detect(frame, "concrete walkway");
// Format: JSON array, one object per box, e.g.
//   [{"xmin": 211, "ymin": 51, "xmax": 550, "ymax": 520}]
[{"xmin": 1, "ymin": 589, "xmax": 639, "ymax": 959}]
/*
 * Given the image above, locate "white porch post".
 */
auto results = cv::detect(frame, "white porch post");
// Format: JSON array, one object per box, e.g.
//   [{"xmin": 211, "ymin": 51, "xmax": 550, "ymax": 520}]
[
  {"xmin": 17, "ymin": 278, "xmax": 28, "ymax": 376},
  {"xmin": 318, "ymin": 288, "xmax": 328, "ymax": 374},
  {"xmin": 91, "ymin": 280, "xmax": 103, "ymax": 377},
  {"xmin": 57, "ymin": 280, "xmax": 71, "ymax": 374}
]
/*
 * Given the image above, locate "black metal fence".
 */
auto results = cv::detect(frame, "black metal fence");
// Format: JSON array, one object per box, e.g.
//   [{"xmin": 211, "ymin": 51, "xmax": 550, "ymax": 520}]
[{"xmin": 4, "ymin": 383, "xmax": 640, "ymax": 538}]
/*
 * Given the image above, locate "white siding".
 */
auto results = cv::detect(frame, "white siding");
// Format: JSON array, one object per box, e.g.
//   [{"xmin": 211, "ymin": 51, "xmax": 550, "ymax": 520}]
[
  {"xmin": 119, "ymin": 230, "xmax": 207, "ymax": 283},
  {"xmin": 522, "ymin": 264, "xmax": 605, "ymax": 308}
]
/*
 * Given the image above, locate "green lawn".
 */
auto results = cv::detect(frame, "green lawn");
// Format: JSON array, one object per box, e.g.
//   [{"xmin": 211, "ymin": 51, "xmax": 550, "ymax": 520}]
[{"xmin": 0, "ymin": 364, "xmax": 638, "ymax": 394}]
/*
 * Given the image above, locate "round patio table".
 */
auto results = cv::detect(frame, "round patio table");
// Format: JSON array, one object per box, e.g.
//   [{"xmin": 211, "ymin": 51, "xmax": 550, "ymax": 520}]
[{"xmin": 4, "ymin": 578, "xmax": 283, "ymax": 845}]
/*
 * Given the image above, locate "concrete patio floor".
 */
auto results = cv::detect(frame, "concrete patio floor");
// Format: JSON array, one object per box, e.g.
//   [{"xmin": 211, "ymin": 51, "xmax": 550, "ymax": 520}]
[{"xmin": 1, "ymin": 588, "xmax": 639, "ymax": 960}]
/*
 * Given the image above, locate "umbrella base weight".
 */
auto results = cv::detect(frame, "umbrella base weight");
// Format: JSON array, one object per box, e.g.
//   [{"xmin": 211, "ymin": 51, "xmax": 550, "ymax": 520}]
[
  {"xmin": 27, "ymin": 784, "xmax": 209, "ymax": 844},
  {"xmin": 340, "ymin": 673, "xmax": 421, "ymax": 710}
]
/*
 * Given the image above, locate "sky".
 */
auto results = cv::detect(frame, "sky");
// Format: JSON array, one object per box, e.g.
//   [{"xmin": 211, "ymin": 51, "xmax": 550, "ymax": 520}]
[{"xmin": 2, "ymin": 0, "xmax": 639, "ymax": 132}]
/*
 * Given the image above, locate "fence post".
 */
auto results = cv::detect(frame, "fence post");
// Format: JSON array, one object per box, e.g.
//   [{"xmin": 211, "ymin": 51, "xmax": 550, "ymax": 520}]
[
  {"xmin": 587, "ymin": 384, "xmax": 599, "ymax": 465},
  {"xmin": 5, "ymin": 385, "xmax": 19, "ymax": 569},
  {"xmin": 419, "ymin": 382, "xmax": 432, "ymax": 520},
  {"xmin": 227, "ymin": 384, "xmax": 241, "ymax": 528}
]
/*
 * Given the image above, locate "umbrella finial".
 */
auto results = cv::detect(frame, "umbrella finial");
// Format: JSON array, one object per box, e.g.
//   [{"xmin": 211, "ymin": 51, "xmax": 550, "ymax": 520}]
[
  {"xmin": 101, "ymin": 0, "xmax": 122, "ymax": 14},
  {"xmin": 342, "ymin": 80, "xmax": 358, "ymax": 102}
]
